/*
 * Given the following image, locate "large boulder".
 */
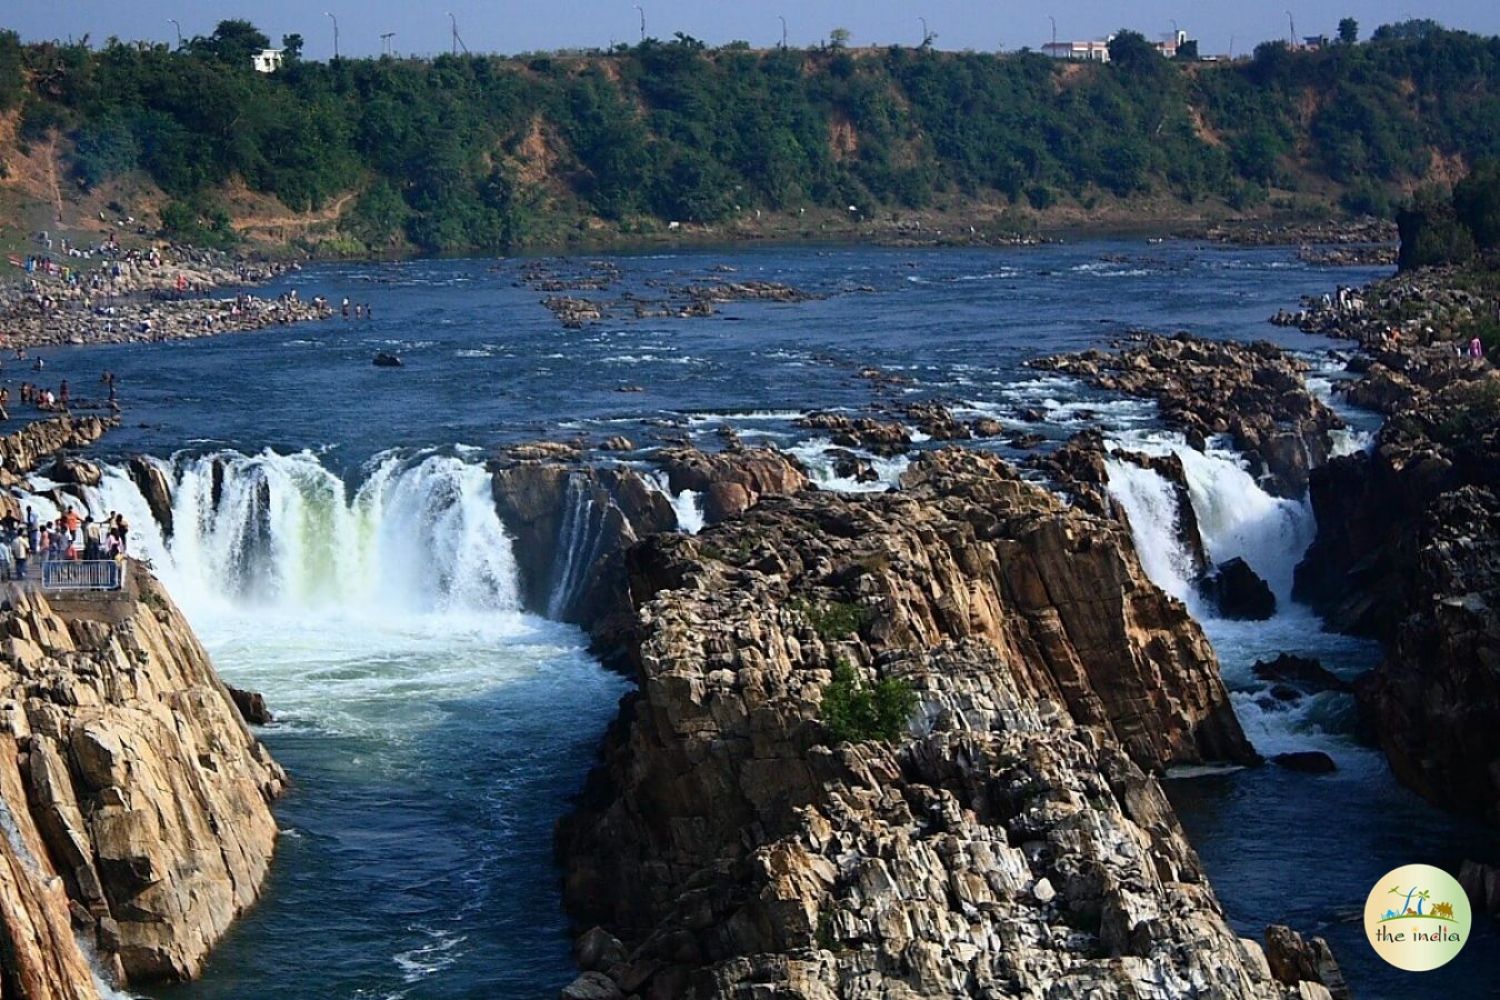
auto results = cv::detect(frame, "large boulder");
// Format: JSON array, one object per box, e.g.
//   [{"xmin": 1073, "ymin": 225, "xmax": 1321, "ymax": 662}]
[
  {"xmin": 1198, "ymin": 557, "xmax": 1276, "ymax": 620},
  {"xmin": 127, "ymin": 457, "xmax": 175, "ymax": 540}
]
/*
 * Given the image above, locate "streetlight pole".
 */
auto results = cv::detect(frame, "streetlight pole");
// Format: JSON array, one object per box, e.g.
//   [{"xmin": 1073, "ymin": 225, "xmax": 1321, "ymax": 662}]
[
  {"xmin": 1048, "ymin": 15, "xmax": 1056, "ymax": 51},
  {"xmin": 1286, "ymin": 10, "xmax": 1296, "ymax": 45},
  {"xmin": 634, "ymin": 4, "xmax": 645, "ymax": 43},
  {"xmin": 167, "ymin": 18, "xmax": 182, "ymax": 48},
  {"xmin": 779, "ymin": 15, "xmax": 787, "ymax": 49},
  {"xmin": 325, "ymin": 11, "xmax": 339, "ymax": 59},
  {"xmin": 919, "ymin": 17, "xmax": 929, "ymax": 47}
]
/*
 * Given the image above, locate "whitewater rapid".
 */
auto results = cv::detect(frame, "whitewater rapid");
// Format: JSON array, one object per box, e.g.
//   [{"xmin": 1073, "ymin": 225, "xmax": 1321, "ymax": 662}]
[{"xmin": 1100, "ymin": 430, "xmax": 1380, "ymax": 765}]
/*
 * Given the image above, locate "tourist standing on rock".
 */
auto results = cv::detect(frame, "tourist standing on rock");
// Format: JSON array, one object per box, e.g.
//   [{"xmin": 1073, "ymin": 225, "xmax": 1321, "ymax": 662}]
[{"xmin": 59, "ymin": 380, "xmax": 69, "ymax": 408}]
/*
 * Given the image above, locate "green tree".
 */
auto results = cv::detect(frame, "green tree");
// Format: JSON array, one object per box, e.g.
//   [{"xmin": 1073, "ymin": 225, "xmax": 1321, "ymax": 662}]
[
  {"xmin": 820, "ymin": 661, "xmax": 917, "ymax": 744},
  {"xmin": 192, "ymin": 20, "xmax": 270, "ymax": 68},
  {"xmin": 829, "ymin": 28, "xmax": 852, "ymax": 49},
  {"xmin": 1338, "ymin": 18, "xmax": 1359, "ymax": 45},
  {"xmin": 282, "ymin": 34, "xmax": 304, "ymax": 62},
  {"xmin": 1453, "ymin": 159, "xmax": 1500, "ymax": 250}
]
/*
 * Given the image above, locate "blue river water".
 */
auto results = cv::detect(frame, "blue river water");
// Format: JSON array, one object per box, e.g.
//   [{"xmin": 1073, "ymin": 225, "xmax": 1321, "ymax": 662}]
[{"xmin": 19, "ymin": 240, "xmax": 1495, "ymax": 999}]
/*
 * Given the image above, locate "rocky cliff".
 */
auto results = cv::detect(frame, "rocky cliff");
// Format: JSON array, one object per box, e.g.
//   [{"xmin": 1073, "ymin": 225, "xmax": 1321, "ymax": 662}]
[
  {"xmin": 554, "ymin": 449, "xmax": 1341, "ymax": 1000},
  {"xmin": 1033, "ymin": 335, "xmax": 1342, "ymax": 497},
  {"xmin": 0, "ymin": 566, "xmax": 284, "ymax": 994}
]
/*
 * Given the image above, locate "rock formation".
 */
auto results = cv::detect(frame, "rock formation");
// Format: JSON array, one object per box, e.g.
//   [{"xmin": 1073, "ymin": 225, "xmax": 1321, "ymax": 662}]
[
  {"xmin": 0, "ymin": 566, "xmax": 284, "ymax": 991},
  {"xmin": 554, "ymin": 449, "xmax": 1342, "ymax": 1000},
  {"xmin": 1032, "ymin": 335, "xmax": 1343, "ymax": 497},
  {"xmin": 1295, "ymin": 354, "xmax": 1500, "ymax": 824}
]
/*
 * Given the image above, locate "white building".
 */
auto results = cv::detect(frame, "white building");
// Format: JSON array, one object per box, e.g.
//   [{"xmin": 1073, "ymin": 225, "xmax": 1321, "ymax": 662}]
[
  {"xmin": 1042, "ymin": 38, "xmax": 1113, "ymax": 62},
  {"xmin": 251, "ymin": 48, "xmax": 284, "ymax": 73}
]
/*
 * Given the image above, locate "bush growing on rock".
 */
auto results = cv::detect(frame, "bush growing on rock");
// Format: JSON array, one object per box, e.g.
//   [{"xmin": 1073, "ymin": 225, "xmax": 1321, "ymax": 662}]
[
  {"xmin": 819, "ymin": 661, "xmax": 917, "ymax": 744},
  {"xmin": 793, "ymin": 598, "xmax": 874, "ymax": 641}
]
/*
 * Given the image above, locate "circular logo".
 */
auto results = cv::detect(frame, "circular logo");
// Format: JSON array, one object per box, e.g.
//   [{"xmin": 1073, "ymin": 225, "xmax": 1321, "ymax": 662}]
[{"xmin": 1364, "ymin": 864, "xmax": 1472, "ymax": 971}]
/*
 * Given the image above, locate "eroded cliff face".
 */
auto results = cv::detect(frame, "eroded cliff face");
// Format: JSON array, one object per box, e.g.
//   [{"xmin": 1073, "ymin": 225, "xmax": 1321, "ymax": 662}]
[
  {"xmin": 0, "ymin": 567, "xmax": 284, "ymax": 992},
  {"xmin": 555, "ymin": 450, "xmax": 1321, "ymax": 1000},
  {"xmin": 1296, "ymin": 352, "xmax": 1500, "ymax": 824}
]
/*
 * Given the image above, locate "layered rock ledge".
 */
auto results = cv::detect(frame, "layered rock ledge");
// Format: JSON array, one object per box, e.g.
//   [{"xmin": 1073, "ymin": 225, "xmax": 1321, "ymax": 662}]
[
  {"xmin": 0, "ymin": 567, "xmax": 284, "ymax": 995},
  {"xmin": 1032, "ymin": 334, "xmax": 1342, "ymax": 497},
  {"xmin": 555, "ymin": 449, "xmax": 1344, "ymax": 1000}
]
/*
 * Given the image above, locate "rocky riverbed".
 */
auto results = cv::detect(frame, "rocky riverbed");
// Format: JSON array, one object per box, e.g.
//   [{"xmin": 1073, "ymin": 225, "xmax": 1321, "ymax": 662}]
[
  {"xmin": 2, "ymin": 246, "xmax": 327, "ymax": 347},
  {"xmin": 481, "ymin": 442, "xmax": 1347, "ymax": 999}
]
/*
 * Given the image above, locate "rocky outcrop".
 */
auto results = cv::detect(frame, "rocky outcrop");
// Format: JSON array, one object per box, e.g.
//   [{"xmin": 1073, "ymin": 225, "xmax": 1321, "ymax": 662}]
[
  {"xmin": 490, "ymin": 458, "xmax": 676, "ymax": 636},
  {"xmin": 0, "ymin": 417, "xmax": 116, "ymax": 486},
  {"xmin": 1197, "ymin": 558, "xmax": 1276, "ymax": 621},
  {"xmin": 1033, "ymin": 335, "xmax": 1343, "ymax": 497},
  {"xmin": 127, "ymin": 458, "xmax": 176, "ymax": 540},
  {"xmin": 0, "ymin": 567, "xmax": 284, "ymax": 989},
  {"xmin": 1294, "ymin": 329, "xmax": 1500, "ymax": 823},
  {"xmin": 656, "ymin": 446, "xmax": 809, "ymax": 523},
  {"xmin": 555, "ymin": 449, "xmax": 1308, "ymax": 1000},
  {"xmin": 793, "ymin": 413, "xmax": 911, "ymax": 457}
]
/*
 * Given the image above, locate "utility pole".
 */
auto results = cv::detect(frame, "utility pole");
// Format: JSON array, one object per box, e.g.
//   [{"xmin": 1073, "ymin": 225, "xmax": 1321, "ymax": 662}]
[
  {"xmin": 1048, "ymin": 15, "xmax": 1056, "ymax": 51},
  {"xmin": 381, "ymin": 31, "xmax": 395, "ymax": 56},
  {"xmin": 1286, "ymin": 10, "xmax": 1296, "ymax": 45},
  {"xmin": 635, "ymin": 4, "xmax": 645, "ymax": 43},
  {"xmin": 779, "ymin": 15, "xmax": 787, "ymax": 49},
  {"xmin": 325, "ymin": 11, "xmax": 339, "ymax": 59},
  {"xmin": 919, "ymin": 16, "xmax": 929, "ymax": 47},
  {"xmin": 448, "ymin": 12, "xmax": 468, "ymax": 54},
  {"xmin": 167, "ymin": 18, "xmax": 182, "ymax": 49}
]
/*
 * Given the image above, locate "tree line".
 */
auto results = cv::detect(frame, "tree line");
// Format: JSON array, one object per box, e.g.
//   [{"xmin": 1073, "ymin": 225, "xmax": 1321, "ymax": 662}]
[{"xmin": 2, "ymin": 19, "xmax": 1499, "ymax": 252}]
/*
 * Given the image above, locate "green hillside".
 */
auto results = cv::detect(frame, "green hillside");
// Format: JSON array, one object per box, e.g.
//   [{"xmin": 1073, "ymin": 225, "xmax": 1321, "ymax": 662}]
[{"xmin": 2, "ymin": 18, "xmax": 1499, "ymax": 253}]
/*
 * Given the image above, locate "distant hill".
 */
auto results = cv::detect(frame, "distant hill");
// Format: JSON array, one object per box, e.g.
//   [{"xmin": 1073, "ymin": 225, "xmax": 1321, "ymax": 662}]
[{"xmin": 2, "ymin": 19, "xmax": 1499, "ymax": 254}]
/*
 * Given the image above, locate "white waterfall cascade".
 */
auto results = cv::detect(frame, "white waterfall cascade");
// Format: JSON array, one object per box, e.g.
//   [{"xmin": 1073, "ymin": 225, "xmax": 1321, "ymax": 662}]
[
  {"xmin": 1102, "ymin": 432, "xmax": 1378, "ymax": 764},
  {"xmin": 545, "ymin": 474, "xmax": 611, "ymax": 620},
  {"xmin": 73, "ymin": 450, "xmax": 522, "ymax": 619}
]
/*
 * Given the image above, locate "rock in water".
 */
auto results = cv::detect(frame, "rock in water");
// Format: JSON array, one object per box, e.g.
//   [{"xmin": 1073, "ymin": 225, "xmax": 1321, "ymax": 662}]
[
  {"xmin": 372, "ymin": 352, "xmax": 403, "ymax": 367},
  {"xmin": 127, "ymin": 455, "xmax": 175, "ymax": 540},
  {"xmin": 557, "ymin": 448, "xmax": 1286, "ymax": 998},
  {"xmin": 1272, "ymin": 751, "xmax": 1339, "ymax": 774},
  {"xmin": 1252, "ymin": 655, "xmax": 1352, "ymax": 695},
  {"xmin": 227, "ymin": 686, "xmax": 274, "ymax": 726},
  {"xmin": 1198, "ymin": 557, "xmax": 1277, "ymax": 620}
]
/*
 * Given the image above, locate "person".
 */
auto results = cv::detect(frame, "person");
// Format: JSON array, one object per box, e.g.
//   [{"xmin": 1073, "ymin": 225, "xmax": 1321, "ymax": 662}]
[
  {"xmin": 10, "ymin": 531, "xmax": 28, "ymax": 582},
  {"xmin": 63, "ymin": 505, "xmax": 80, "ymax": 535},
  {"xmin": 83, "ymin": 516, "xmax": 100, "ymax": 560},
  {"xmin": 1472, "ymin": 336, "xmax": 1485, "ymax": 360},
  {"xmin": 115, "ymin": 513, "xmax": 130, "ymax": 554},
  {"xmin": 59, "ymin": 380, "xmax": 68, "ymax": 408},
  {"xmin": 25, "ymin": 507, "xmax": 38, "ymax": 552}
]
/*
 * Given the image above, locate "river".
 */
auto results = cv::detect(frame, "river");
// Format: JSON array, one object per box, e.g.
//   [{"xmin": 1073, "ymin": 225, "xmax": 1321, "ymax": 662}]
[{"xmin": 20, "ymin": 241, "xmax": 1497, "ymax": 998}]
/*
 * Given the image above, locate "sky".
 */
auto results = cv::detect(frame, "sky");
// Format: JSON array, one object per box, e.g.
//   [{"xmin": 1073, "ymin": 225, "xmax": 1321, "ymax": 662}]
[{"xmin": 6, "ymin": 0, "xmax": 1500, "ymax": 61}]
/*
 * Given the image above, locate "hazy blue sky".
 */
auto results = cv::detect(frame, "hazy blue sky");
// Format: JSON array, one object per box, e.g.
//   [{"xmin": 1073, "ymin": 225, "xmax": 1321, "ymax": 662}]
[{"xmin": 6, "ymin": 1, "xmax": 1499, "ymax": 61}]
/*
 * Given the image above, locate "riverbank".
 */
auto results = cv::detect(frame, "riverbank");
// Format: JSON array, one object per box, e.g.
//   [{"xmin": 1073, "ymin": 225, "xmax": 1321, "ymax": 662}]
[{"xmin": 1, "ymin": 244, "xmax": 329, "ymax": 348}]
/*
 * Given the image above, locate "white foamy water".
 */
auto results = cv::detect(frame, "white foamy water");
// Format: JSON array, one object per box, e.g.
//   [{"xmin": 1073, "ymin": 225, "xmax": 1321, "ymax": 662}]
[
  {"xmin": 1102, "ymin": 432, "xmax": 1381, "ymax": 765},
  {"xmin": 788, "ymin": 438, "xmax": 910, "ymax": 494}
]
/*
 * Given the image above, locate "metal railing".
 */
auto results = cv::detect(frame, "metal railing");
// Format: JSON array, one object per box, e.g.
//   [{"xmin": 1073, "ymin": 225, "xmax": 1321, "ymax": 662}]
[{"xmin": 38, "ymin": 559, "xmax": 127, "ymax": 592}]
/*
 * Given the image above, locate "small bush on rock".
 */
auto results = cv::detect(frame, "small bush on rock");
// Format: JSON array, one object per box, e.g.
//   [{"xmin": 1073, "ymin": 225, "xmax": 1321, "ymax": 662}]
[{"xmin": 820, "ymin": 661, "xmax": 916, "ymax": 744}]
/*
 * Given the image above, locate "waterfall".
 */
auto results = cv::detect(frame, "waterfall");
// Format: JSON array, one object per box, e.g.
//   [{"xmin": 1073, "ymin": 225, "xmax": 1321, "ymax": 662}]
[
  {"xmin": 646, "ymin": 471, "xmax": 704, "ymax": 535},
  {"xmin": 78, "ymin": 450, "xmax": 521, "ymax": 618},
  {"xmin": 1103, "ymin": 432, "xmax": 1379, "ymax": 763},
  {"xmin": 1104, "ymin": 436, "xmax": 1315, "ymax": 607},
  {"xmin": 545, "ymin": 474, "xmax": 610, "ymax": 620}
]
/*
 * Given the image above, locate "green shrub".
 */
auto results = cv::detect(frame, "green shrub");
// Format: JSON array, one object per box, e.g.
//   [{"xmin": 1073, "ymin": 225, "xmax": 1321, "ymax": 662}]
[
  {"xmin": 820, "ymin": 661, "xmax": 917, "ymax": 744},
  {"xmin": 794, "ymin": 598, "xmax": 873, "ymax": 641}
]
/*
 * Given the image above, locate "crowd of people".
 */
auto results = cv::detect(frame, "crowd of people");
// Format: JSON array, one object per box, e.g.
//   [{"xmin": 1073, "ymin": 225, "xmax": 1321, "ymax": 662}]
[{"xmin": 0, "ymin": 505, "xmax": 131, "ymax": 582}]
